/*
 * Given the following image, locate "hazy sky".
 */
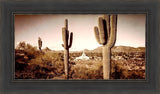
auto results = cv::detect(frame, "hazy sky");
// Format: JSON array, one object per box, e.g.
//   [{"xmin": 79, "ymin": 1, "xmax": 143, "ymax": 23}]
[{"xmin": 15, "ymin": 14, "xmax": 145, "ymax": 51}]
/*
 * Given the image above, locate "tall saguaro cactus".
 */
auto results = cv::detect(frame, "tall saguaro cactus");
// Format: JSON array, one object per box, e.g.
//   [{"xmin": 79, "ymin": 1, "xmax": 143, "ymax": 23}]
[
  {"xmin": 94, "ymin": 15, "xmax": 117, "ymax": 79},
  {"xmin": 38, "ymin": 37, "xmax": 42, "ymax": 52},
  {"xmin": 62, "ymin": 19, "xmax": 73, "ymax": 79}
]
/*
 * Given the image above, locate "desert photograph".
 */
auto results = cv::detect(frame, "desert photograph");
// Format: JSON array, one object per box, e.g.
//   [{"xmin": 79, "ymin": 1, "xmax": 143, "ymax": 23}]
[{"xmin": 14, "ymin": 14, "xmax": 145, "ymax": 80}]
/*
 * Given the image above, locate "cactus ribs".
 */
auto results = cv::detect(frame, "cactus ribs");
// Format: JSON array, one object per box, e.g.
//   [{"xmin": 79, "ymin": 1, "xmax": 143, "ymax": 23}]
[
  {"xmin": 62, "ymin": 19, "xmax": 73, "ymax": 79},
  {"xmin": 94, "ymin": 15, "xmax": 117, "ymax": 79}
]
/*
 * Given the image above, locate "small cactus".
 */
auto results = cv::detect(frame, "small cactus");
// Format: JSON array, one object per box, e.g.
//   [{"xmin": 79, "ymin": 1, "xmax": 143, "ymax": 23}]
[
  {"xmin": 94, "ymin": 15, "xmax": 117, "ymax": 79},
  {"xmin": 62, "ymin": 19, "xmax": 73, "ymax": 79},
  {"xmin": 38, "ymin": 37, "xmax": 42, "ymax": 52}
]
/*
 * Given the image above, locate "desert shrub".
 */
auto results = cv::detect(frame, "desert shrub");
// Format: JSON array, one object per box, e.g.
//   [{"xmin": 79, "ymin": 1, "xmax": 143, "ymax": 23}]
[
  {"xmin": 15, "ymin": 45, "xmax": 145, "ymax": 79},
  {"xmin": 69, "ymin": 52, "xmax": 82, "ymax": 58},
  {"xmin": 25, "ymin": 45, "xmax": 39, "ymax": 58},
  {"xmin": 44, "ymin": 47, "xmax": 52, "ymax": 52},
  {"xmin": 69, "ymin": 61, "xmax": 103, "ymax": 79},
  {"xmin": 15, "ymin": 42, "xmax": 65, "ymax": 79},
  {"xmin": 15, "ymin": 41, "xmax": 39, "ymax": 59},
  {"xmin": 16, "ymin": 52, "xmax": 65, "ymax": 79},
  {"xmin": 111, "ymin": 60, "xmax": 123, "ymax": 79},
  {"xmin": 15, "ymin": 42, "xmax": 39, "ymax": 73},
  {"xmin": 110, "ymin": 59, "xmax": 145, "ymax": 79},
  {"xmin": 86, "ymin": 52, "xmax": 102, "ymax": 57}
]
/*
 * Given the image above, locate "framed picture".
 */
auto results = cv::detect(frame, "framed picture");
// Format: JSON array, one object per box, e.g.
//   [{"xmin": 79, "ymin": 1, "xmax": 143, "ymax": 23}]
[
  {"xmin": 0, "ymin": 0, "xmax": 160, "ymax": 94},
  {"xmin": 14, "ymin": 14, "xmax": 146, "ymax": 80}
]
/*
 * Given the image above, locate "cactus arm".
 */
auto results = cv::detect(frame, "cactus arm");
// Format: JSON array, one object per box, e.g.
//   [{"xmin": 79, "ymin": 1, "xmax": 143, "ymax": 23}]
[
  {"xmin": 94, "ymin": 26, "xmax": 101, "ymax": 44},
  {"xmin": 62, "ymin": 44, "xmax": 64, "ymax": 47},
  {"xmin": 68, "ymin": 32, "xmax": 73, "ymax": 48},
  {"xmin": 98, "ymin": 17, "xmax": 106, "ymax": 45},
  {"xmin": 103, "ymin": 15, "xmax": 110, "ymax": 39},
  {"xmin": 107, "ymin": 15, "xmax": 117, "ymax": 48}
]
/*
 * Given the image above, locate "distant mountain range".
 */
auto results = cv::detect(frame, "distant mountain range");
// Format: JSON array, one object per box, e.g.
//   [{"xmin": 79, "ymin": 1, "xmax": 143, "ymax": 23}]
[
  {"xmin": 44, "ymin": 46, "xmax": 145, "ymax": 53},
  {"xmin": 91, "ymin": 46, "xmax": 145, "ymax": 53}
]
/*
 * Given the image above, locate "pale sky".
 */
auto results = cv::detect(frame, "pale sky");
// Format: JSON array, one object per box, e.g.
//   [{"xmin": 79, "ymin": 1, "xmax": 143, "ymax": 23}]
[{"xmin": 15, "ymin": 14, "xmax": 145, "ymax": 51}]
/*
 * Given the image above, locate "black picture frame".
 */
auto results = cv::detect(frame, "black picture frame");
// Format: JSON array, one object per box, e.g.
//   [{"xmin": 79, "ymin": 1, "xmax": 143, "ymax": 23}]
[{"xmin": 0, "ymin": 0, "xmax": 159, "ymax": 94}]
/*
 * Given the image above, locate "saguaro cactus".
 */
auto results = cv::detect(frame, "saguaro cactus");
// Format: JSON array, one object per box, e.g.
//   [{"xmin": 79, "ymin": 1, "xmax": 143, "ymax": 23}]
[
  {"xmin": 94, "ymin": 15, "xmax": 117, "ymax": 79},
  {"xmin": 62, "ymin": 19, "xmax": 73, "ymax": 79},
  {"xmin": 38, "ymin": 37, "xmax": 42, "ymax": 52}
]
